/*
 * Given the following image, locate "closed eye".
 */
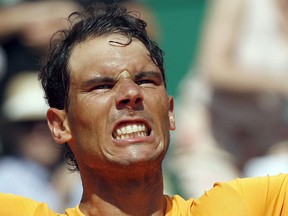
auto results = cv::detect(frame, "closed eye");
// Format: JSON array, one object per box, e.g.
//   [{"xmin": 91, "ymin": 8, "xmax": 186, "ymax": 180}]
[
  {"xmin": 95, "ymin": 84, "xmax": 113, "ymax": 89},
  {"xmin": 136, "ymin": 79, "xmax": 156, "ymax": 86},
  {"xmin": 81, "ymin": 76, "xmax": 115, "ymax": 93},
  {"xmin": 134, "ymin": 71, "xmax": 163, "ymax": 87},
  {"xmin": 91, "ymin": 84, "xmax": 114, "ymax": 92}
]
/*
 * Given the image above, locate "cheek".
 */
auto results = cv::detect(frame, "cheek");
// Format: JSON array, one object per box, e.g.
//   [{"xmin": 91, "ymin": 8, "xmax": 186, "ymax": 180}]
[
  {"xmin": 151, "ymin": 94, "xmax": 171, "ymax": 129},
  {"xmin": 68, "ymin": 95, "xmax": 112, "ymax": 142}
]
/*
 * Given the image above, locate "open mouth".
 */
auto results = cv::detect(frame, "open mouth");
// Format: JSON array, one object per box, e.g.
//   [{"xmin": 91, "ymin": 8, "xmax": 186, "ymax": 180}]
[{"xmin": 112, "ymin": 123, "xmax": 150, "ymax": 140}]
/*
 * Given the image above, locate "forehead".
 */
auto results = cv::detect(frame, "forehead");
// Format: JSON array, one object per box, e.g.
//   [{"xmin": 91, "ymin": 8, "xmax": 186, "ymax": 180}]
[{"xmin": 68, "ymin": 34, "xmax": 158, "ymax": 80}]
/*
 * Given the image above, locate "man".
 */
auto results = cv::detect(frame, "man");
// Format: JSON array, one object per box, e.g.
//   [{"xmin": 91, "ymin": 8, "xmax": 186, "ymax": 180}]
[
  {"xmin": 1, "ymin": 3, "xmax": 288, "ymax": 216},
  {"xmin": 42, "ymin": 3, "xmax": 174, "ymax": 216},
  {"xmin": 1, "ymin": 3, "xmax": 175, "ymax": 215}
]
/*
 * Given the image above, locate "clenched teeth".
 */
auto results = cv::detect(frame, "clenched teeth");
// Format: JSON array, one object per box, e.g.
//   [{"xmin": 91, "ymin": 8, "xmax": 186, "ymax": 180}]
[{"xmin": 113, "ymin": 124, "xmax": 148, "ymax": 140}]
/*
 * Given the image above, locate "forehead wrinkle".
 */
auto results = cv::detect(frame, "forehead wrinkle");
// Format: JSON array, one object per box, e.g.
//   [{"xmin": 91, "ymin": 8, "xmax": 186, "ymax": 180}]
[{"xmin": 116, "ymin": 70, "xmax": 133, "ymax": 81}]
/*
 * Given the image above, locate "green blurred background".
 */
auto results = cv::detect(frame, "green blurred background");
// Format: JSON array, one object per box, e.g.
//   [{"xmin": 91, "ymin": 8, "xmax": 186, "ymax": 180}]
[
  {"xmin": 146, "ymin": 0, "xmax": 207, "ymax": 98},
  {"xmin": 145, "ymin": 0, "xmax": 208, "ymax": 195}
]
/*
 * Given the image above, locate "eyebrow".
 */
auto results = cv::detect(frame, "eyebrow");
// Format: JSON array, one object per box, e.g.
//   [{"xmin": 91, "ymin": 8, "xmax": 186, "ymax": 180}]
[
  {"xmin": 81, "ymin": 76, "xmax": 115, "ymax": 88},
  {"xmin": 80, "ymin": 71, "xmax": 163, "ymax": 88},
  {"xmin": 134, "ymin": 71, "xmax": 163, "ymax": 81}
]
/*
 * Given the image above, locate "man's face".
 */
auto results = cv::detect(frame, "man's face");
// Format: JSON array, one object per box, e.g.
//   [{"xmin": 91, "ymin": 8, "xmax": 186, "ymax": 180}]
[{"xmin": 60, "ymin": 34, "xmax": 175, "ymax": 171}]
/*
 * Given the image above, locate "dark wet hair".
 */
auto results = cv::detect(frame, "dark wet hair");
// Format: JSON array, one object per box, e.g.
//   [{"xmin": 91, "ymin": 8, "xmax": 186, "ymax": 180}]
[{"xmin": 39, "ymin": 3, "xmax": 165, "ymax": 171}]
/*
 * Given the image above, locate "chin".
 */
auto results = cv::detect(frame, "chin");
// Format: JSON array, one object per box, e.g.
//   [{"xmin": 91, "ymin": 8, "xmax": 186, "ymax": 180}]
[{"xmin": 121, "ymin": 151, "xmax": 164, "ymax": 167}]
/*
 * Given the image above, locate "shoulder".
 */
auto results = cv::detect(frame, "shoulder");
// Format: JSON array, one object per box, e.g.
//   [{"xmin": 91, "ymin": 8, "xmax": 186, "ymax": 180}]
[
  {"xmin": 165, "ymin": 195, "xmax": 194, "ymax": 216},
  {"xmin": 191, "ymin": 181, "xmax": 252, "ymax": 216},
  {"xmin": 0, "ymin": 193, "xmax": 60, "ymax": 216},
  {"xmin": 227, "ymin": 174, "xmax": 288, "ymax": 215},
  {"xmin": 0, "ymin": 193, "xmax": 37, "ymax": 215},
  {"xmin": 226, "ymin": 173, "xmax": 288, "ymax": 197},
  {"xmin": 167, "ymin": 175, "xmax": 288, "ymax": 216}
]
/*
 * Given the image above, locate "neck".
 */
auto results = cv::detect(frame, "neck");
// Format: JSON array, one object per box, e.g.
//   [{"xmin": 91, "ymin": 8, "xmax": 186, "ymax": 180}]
[{"xmin": 79, "ymin": 165, "xmax": 166, "ymax": 216}]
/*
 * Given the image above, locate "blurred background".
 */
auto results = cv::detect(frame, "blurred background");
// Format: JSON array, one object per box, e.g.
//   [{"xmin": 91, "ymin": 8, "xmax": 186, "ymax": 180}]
[{"xmin": 1, "ymin": 0, "xmax": 288, "ymax": 213}]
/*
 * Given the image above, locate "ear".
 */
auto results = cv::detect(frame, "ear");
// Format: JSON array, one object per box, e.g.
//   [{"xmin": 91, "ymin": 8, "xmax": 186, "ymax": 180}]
[
  {"xmin": 168, "ymin": 96, "xmax": 176, "ymax": 130},
  {"xmin": 47, "ymin": 108, "xmax": 72, "ymax": 144}
]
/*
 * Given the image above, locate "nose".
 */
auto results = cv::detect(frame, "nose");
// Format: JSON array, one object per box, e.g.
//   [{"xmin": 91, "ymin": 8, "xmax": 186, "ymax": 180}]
[{"xmin": 115, "ymin": 79, "xmax": 144, "ymax": 110}]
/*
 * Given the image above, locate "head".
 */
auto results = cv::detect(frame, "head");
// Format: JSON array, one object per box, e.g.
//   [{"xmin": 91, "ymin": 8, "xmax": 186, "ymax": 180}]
[{"xmin": 39, "ymin": 3, "xmax": 175, "ymax": 173}]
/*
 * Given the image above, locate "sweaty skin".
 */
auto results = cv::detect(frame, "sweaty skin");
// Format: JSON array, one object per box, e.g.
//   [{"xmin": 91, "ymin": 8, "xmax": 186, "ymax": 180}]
[
  {"xmin": 116, "ymin": 70, "xmax": 133, "ymax": 81},
  {"xmin": 47, "ymin": 33, "xmax": 175, "ymax": 216}
]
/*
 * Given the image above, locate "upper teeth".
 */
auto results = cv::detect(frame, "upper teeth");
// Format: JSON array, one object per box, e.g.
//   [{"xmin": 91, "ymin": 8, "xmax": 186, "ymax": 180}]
[{"xmin": 114, "ymin": 124, "xmax": 148, "ymax": 140}]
